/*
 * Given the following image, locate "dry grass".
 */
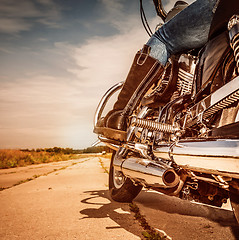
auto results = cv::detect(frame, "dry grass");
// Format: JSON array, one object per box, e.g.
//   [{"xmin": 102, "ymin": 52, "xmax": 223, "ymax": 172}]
[
  {"xmin": 0, "ymin": 150, "xmax": 112, "ymax": 169},
  {"xmin": 0, "ymin": 149, "xmax": 80, "ymax": 169}
]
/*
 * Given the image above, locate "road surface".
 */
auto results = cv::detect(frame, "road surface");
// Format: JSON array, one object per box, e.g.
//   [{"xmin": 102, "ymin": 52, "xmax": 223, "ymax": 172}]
[{"xmin": 0, "ymin": 156, "xmax": 239, "ymax": 239}]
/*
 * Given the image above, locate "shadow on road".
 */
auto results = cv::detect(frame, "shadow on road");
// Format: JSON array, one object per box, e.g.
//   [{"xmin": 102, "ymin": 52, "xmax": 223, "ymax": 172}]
[
  {"xmin": 79, "ymin": 190, "xmax": 142, "ymax": 238},
  {"xmin": 79, "ymin": 189, "xmax": 239, "ymax": 239},
  {"xmin": 135, "ymin": 190, "xmax": 239, "ymax": 239}
]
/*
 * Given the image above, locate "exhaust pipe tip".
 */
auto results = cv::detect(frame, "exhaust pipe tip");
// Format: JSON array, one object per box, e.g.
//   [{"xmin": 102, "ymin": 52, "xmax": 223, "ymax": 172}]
[{"xmin": 162, "ymin": 169, "xmax": 180, "ymax": 187}]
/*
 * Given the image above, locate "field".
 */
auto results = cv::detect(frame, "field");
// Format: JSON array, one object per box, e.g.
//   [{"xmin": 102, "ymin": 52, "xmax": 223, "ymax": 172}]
[{"xmin": 0, "ymin": 146, "xmax": 111, "ymax": 169}]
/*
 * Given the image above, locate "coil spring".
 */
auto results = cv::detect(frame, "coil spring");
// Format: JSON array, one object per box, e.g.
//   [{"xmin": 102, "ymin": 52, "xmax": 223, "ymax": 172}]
[
  {"xmin": 231, "ymin": 34, "xmax": 239, "ymax": 72},
  {"xmin": 131, "ymin": 117, "xmax": 180, "ymax": 133},
  {"xmin": 228, "ymin": 15, "xmax": 239, "ymax": 73}
]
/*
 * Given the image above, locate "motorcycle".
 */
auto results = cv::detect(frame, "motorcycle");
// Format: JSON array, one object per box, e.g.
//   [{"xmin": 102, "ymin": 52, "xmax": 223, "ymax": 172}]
[{"xmin": 93, "ymin": 0, "xmax": 239, "ymax": 224}]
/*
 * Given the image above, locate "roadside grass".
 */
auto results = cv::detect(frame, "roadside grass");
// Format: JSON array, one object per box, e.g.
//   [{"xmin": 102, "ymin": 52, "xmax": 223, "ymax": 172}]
[{"xmin": 0, "ymin": 149, "xmax": 112, "ymax": 169}]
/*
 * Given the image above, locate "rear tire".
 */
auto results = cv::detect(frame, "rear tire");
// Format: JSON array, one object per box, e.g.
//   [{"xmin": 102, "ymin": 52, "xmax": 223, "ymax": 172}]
[{"xmin": 109, "ymin": 151, "xmax": 142, "ymax": 202}]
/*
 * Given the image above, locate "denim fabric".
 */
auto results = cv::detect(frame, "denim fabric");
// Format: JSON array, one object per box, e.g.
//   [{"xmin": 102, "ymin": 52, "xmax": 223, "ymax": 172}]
[{"xmin": 147, "ymin": 0, "xmax": 219, "ymax": 65}]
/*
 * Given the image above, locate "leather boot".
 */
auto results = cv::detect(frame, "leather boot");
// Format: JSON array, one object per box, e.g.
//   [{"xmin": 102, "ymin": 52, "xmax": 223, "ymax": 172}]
[{"xmin": 94, "ymin": 45, "xmax": 165, "ymax": 141}]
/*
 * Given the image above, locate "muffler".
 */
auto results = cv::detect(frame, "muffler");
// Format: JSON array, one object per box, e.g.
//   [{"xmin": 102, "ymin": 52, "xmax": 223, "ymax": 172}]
[
  {"xmin": 113, "ymin": 154, "xmax": 180, "ymax": 188},
  {"xmin": 155, "ymin": 139, "xmax": 239, "ymax": 178}
]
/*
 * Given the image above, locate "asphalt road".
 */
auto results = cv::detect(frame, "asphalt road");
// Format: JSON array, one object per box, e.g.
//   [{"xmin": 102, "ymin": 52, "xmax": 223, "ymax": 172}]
[{"xmin": 0, "ymin": 156, "xmax": 239, "ymax": 240}]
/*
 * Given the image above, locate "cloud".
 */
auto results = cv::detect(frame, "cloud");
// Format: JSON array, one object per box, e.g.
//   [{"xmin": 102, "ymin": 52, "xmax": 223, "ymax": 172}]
[
  {"xmin": 70, "ymin": 0, "xmax": 196, "ymax": 91},
  {"xmin": 0, "ymin": 18, "xmax": 31, "ymax": 34},
  {"xmin": 63, "ymin": 2, "xmax": 159, "ymax": 104},
  {"xmin": 98, "ymin": 0, "xmax": 144, "ymax": 33},
  {"xmin": 0, "ymin": 0, "xmax": 61, "ymax": 34},
  {"xmin": 0, "ymin": 12, "xmax": 149, "ymax": 149},
  {"xmin": 0, "ymin": 74, "xmax": 93, "ymax": 148},
  {"xmin": 100, "ymin": 0, "xmax": 124, "ymax": 25},
  {"xmin": 0, "ymin": 0, "xmax": 197, "ymax": 149}
]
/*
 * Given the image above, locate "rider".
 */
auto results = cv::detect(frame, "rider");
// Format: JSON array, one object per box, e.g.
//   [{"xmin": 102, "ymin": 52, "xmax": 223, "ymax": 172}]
[{"xmin": 94, "ymin": 0, "xmax": 238, "ymax": 141}]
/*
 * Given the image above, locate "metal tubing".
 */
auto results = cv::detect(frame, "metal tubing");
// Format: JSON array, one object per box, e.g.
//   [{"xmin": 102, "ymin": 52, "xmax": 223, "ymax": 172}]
[
  {"xmin": 113, "ymin": 156, "xmax": 180, "ymax": 188},
  {"xmin": 154, "ymin": 139, "xmax": 239, "ymax": 178},
  {"xmin": 94, "ymin": 82, "xmax": 123, "ymax": 127}
]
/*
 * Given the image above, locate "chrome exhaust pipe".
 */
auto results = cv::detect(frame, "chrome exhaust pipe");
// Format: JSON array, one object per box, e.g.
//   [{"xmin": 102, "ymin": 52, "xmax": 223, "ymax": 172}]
[
  {"xmin": 155, "ymin": 139, "xmax": 239, "ymax": 179},
  {"xmin": 113, "ymin": 154, "xmax": 180, "ymax": 188}
]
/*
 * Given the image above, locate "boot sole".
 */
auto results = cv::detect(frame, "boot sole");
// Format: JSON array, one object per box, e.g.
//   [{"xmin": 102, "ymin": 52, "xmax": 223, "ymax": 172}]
[{"xmin": 94, "ymin": 127, "xmax": 127, "ymax": 142}]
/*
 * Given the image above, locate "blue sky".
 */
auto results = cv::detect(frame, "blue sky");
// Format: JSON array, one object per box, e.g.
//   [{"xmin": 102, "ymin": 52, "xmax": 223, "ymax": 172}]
[{"xmin": 0, "ymin": 0, "xmax": 193, "ymax": 149}]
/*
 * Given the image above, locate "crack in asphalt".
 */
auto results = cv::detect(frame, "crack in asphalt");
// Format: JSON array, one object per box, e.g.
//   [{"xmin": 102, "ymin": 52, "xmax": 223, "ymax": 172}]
[{"xmin": 97, "ymin": 156, "xmax": 172, "ymax": 240}]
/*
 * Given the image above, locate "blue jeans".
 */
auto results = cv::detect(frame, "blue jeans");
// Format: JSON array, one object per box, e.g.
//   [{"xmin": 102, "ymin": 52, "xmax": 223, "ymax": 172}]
[{"xmin": 147, "ymin": 0, "xmax": 219, "ymax": 65}]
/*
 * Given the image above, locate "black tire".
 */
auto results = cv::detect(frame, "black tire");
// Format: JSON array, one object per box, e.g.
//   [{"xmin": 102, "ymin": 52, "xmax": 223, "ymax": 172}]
[{"xmin": 109, "ymin": 151, "xmax": 142, "ymax": 202}]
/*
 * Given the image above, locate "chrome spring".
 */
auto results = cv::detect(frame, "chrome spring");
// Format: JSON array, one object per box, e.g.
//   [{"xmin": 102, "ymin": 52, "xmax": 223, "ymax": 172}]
[
  {"xmin": 231, "ymin": 33, "xmax": 239, "ymax": 72},
  {"xmin": 228, "ymin": 15, "xmax": 239, "ymax": 73},
  {"xmin": 131, "ymin": 117, "xmax": 180, "ymax": 133}
]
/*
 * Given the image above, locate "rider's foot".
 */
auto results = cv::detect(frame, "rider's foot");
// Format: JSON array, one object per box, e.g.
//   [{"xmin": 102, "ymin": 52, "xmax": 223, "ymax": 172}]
[{"xmin": 94, "ymin": 110, "xmax": 127, "ymax": 141}]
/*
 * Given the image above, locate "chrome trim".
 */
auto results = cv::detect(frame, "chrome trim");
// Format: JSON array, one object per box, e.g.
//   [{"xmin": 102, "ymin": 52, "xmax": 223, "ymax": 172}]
[
  {"xmin": 93, "ymin": 82, "xmax": 123, "ymax": 127},
  {"xmin": 98, "ymin": 136, "xmax": 120, "ymax": 151},
  {"xmin": 228, "ymin": 15, "xmax": 239, "ymax": 31},
  {"xmin": 187, "ymin": 76, "xmax": 239, "ymax": 126},
  {"xmin": 154, "ymin": 139, "xmax": 239, "ymax": 178},
  {"xmin": 153, "ymin": 0, "xmax": 167, "ymax": 21},
  {"xmin": 104, "ymin": 143, "xmax": 119, "ymax": 152},
  {"xmin": 127, "ymin": 106, "xmax": 150, "ymax": 141},
  {"xmin": 228, "ymin": 15, "xmax": 239, "ymax": 72},
  {"xmin": 174, "ymin": 139, "xmax": 239, "ymax": 157},
  {"xmin": 210, "ymin": 76, "xmax": 239, "ymax": 106},
  {"xmin": 113, "ymin": 151, "xmax": 180, "ymax": 188},
  {"xmin": 178, "ymin": 68, "xmax": 194, "ymax": 79},
  {"xmin": 235, "ymin": 111, "xmax": 239, "ymax": 122},
  {"xmin": 178, "ymin": 69, "xmax": 194, "ymax": 95},
  {"xmin": 91, "ymin": 139, "xmax": 101, "ymax": 147}
]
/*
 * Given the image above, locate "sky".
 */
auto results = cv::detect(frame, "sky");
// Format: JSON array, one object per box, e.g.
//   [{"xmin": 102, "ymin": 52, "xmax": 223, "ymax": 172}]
[{"xmin": 0, "ymin": 0, "xmax": 194, "ymax": 149}]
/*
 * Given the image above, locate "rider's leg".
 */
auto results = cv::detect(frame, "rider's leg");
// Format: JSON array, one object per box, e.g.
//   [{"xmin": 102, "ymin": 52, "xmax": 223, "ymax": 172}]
[
  {"xmin": 94, "ymin": 44, "xmax": 165, "ymax": 141},
  {"xmin": 148, "ymin": 0, "xmax": 218, "ymax": 62},
  {"xmin": 95, "ymin": 0, "xmax": 219, "ymax": 141}
]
